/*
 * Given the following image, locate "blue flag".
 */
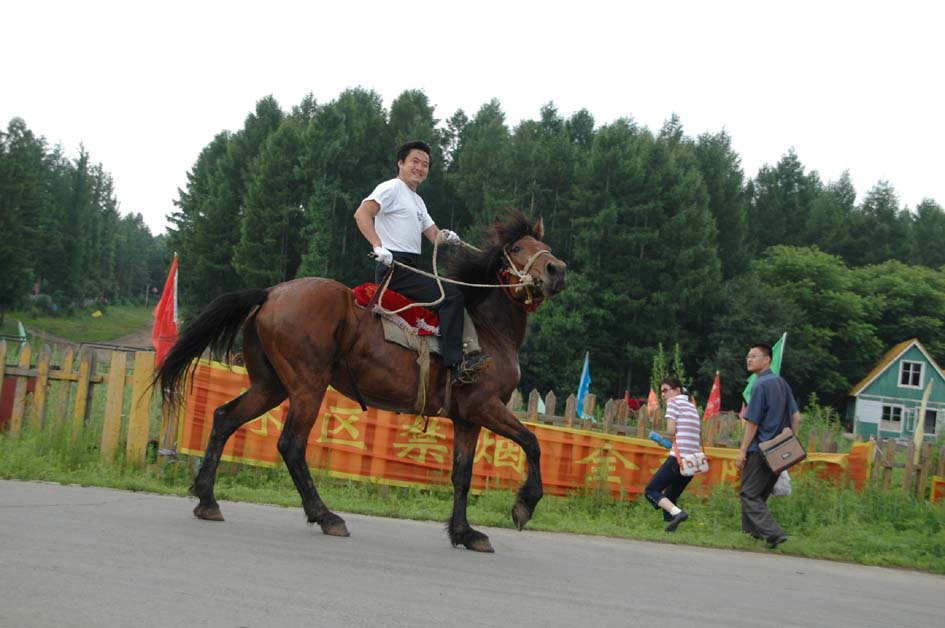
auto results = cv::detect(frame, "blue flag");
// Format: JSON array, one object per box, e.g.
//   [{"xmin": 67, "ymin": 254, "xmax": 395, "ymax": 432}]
[{"xmin": 576, "ymin": 351, "xmax": 592, "ymax": 420}]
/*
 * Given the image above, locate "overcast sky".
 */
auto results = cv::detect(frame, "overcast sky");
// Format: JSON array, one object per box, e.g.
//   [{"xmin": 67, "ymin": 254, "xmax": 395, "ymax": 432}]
[{"xmin": 3, "ymin": 1, "xmax": 942, "ymax": 235}]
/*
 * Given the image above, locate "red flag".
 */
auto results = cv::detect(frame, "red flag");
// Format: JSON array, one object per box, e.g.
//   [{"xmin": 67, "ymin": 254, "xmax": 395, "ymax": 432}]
[
  {"xmin": 151, "ymin": 254, "xmax": 179, "ymax": 368},
  {"xmin": 703, "ymin": 371, "xmax": 721, "ymax": 421}
]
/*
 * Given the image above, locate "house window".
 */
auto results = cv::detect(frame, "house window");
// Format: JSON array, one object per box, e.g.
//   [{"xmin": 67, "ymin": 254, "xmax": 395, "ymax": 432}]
[
  {"xmin": 880, "ymin": 405, "xmax": 903, "ymax": 432},
  {"xmin": 899, "ymin": 361, "xmax": 923, "ymax": 388},
  {"xmin": 925, "ymin": 409, "xmax": 938, "ymax": 434}
]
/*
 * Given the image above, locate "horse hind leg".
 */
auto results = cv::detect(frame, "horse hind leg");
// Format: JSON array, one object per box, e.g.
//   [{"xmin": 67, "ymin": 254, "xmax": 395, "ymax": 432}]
[
  {"xmin": 192, "ymin": 314, "xmax": 286, "ymax": 521},
  {"xmin": 447, "ymin": 420, "xmax": 493, "ymax": 552},
  {"xmin": 191, "ymin": 382, "xmax": 286, "ymax": 522},
  {"xmin": 277, "ymin": 383, "xmax": 349, "ymax": 537}
]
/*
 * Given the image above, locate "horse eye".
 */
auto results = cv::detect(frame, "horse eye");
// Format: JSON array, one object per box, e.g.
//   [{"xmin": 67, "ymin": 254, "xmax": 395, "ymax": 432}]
[{"xmin": 511, "ymin": 246, "xmax": 520, "ymax": 253}]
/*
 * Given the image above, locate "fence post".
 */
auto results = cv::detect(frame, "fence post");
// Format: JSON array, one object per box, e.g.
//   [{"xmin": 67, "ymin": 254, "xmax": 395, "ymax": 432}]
[
  {"xmin": 72, "ymin": 348, "xmax": 95, "ymax": 440},
  {"xmin": 53, "ymin": 348, "xmax": 75, "ymax": 427},
  {"xmin": 564, "ymin": 394, "xmax": 576, "ymax": 427},
  {"xmin": 917, "ymin": 442, "xmax": 933, "ymax": 501},
  {"xmin": 100, "ymin": 351, "xmax": 128, "ymax": 463},
  {"xmin": 881, "ymin": 438, "xmax": 895, "ymax": 491},
  {"xmin": 507, "ymin": 389, "xmax": 523, "ymax": 413},
  {"xmin": 583, "ymin": 393, "xmax": 596, "ymax": 420},
  {"xmin": 0, "ymin": 340, "xmax": 7, "ymax": 411},
  {"xmin": 544, "ymin": 390, "xmax": 557, "ymax": 418},
  {"xmin": 938, "ymin": 445, "xmax": 945, "ymax": 477},
  {"xmin": 636, "ymin": 409, "xmax": 647, "ymax": 439},
  {"xmin": 10, "ymin": 342, "xmax": 32, "ymax": 435},
  {"xmin": 126, "ymin": 351, "xmax": 156, "ymax": 465},
  {"xmin": 526, "ymin": 389, "xmax": 540, "ymax": 422},
  {"xmin": 902, "ymin": 442, "xmax": 915, "ymax": 494},
  {"xmin": 603, "ymin": 399, "xmax": 615, "ymax": 432},
  {"xmin": 31, "ymin": 345, "xmax": 52, "ymax": 431}
]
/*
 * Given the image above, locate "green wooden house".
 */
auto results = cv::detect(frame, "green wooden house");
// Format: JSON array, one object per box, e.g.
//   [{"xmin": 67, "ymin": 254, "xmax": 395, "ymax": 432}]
[{"xmin": 847, "ymin": 339, "xmax": 945, "ymax": 440}]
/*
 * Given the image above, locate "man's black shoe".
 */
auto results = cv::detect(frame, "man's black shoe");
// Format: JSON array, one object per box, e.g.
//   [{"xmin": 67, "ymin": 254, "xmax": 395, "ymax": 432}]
[
  {"xmin": 664, "ymin": 510, "xmax": 689, "ymax": 532},
  {"xmin": 454, "ymin": 353, "xmax": 492, "ymax": 385},
  {"xmin": 766, "ymin": 534, "xmax": 788, "ymax": 549}
]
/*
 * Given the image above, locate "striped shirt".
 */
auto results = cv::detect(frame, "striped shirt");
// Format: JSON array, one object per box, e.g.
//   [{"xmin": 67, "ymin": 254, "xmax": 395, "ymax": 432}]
[{"xmin": 666, "ymin": 394, "xmax": 702, "ymax": 457}]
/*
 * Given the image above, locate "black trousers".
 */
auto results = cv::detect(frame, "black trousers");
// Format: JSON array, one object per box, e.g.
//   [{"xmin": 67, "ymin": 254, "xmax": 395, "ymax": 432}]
[
  {"xmin": 739, "ymin": 451, "xmax": 786, "ymax": 539},
  {"xmin": 644, "ymin": 455, "xmax": 693, "ymax": 521},
  {"xmin": 375, "ymin": 252, "xmax": 466, "ymax": 367}
]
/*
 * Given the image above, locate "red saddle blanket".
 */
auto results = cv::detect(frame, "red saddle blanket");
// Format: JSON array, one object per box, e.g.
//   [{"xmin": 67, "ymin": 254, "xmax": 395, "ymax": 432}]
[{"xmin": 352, "ymin": 283, "xmax": 440, "ymax": 336}]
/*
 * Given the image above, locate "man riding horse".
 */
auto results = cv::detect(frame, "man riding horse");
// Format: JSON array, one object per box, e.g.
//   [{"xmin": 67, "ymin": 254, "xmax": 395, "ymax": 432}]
[
  {"xmin": 156, "ymin": 148, "xmax": 567, "ymax": 552},
  {"xmin": 353, "ymin": 140, "xmax": 491, "ymax": 385}
]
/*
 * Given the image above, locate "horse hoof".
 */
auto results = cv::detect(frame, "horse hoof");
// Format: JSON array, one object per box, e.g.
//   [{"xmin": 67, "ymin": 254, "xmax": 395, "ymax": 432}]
[
  {"xmin": 318, "ymin": 514, "xmax": 350, "ymax": 537},
  {"xmin": 465, "ymin": 535, "xmax": 495, "ymax": 553},
  {"xmin": 511, "ymin": 501, "xmax": 532, "ymax": 531},
  {"xmin": 193, "ymin": 504, "xmax": 224, "ymax": 521}
]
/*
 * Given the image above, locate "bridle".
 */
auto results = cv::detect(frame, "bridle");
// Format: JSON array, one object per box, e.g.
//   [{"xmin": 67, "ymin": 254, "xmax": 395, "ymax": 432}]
[{"xmin": 499, "ymin": 245, "xmax": 551, "ymax": 309}]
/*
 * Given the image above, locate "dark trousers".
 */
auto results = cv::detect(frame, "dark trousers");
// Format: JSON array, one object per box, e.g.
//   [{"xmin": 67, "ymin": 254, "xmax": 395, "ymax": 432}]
[
  {"xmin": 375, "ymin": 252, "xmax": 466, "ymax": 367},
  {"xmin": 739, "ymin": 451, "xmax": 786, "ymax": 540},
  {"xmin": 644, "ymin": 455, "xmax": 692, "ymax": 521}
]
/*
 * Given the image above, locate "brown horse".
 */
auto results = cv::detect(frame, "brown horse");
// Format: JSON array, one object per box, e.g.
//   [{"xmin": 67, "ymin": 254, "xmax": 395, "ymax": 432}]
[{"xmin": 156, "ymin": 210, "xmax": 567, "ymax": 552}]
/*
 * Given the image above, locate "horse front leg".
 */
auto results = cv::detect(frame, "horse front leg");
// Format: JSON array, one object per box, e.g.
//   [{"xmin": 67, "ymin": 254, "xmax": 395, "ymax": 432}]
[
  {"xmin": 447, "ymin": 420, "xmax": 493, "ymax": 552},
  {"xmin": 509, "ymin": 426, "xmax": 542, "ymax": 531},
  {"xmin": 466, "ymin": 399, "xmax": 543, "ymax": 532}
]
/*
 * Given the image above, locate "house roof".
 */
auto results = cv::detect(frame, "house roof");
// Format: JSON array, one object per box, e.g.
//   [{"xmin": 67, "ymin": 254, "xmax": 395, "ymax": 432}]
[{"xmin": 849, "ymin": 338, "xmax": 945, "ymax": 396}]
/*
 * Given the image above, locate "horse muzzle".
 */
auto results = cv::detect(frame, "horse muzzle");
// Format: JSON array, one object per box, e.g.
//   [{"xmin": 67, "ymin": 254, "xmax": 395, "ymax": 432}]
[{"xmin": 540, "ymin": 261, "xmax": 567, "ymax": 296}]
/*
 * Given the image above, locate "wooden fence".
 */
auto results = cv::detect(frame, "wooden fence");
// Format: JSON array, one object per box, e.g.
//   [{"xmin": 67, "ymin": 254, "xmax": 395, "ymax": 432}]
[
  {"xmin": 873, "ymin": 436, "xmax": 945, "ymax": 499},
  {"xmin": 3, "ymin": 341, "xmax": 941, "ymax": 502},
  {"xmin": 0, "ymin": 340, "xmax": 176, "ymax": 465}
]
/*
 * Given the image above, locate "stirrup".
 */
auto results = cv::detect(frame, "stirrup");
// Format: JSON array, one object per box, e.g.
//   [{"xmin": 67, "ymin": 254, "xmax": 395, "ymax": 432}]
[{"xmin": 453, "ymin": 353, "xmax": 492, "ymax": 385}]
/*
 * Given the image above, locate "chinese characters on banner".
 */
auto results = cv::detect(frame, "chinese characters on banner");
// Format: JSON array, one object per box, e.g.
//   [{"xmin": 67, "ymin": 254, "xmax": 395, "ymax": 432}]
[{"xmin": 178, "ymin": 360, "xmax": 867, "ymax": 498}]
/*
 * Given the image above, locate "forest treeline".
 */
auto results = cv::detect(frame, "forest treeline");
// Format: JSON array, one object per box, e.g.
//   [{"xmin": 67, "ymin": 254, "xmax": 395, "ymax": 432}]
[
  {"xmin": 3, "ymin": 88, "xmax": 945, "ymax": 412},
  {"xmin": 0, "ymin": 118, "xmax": 167, "ymax": 320}
]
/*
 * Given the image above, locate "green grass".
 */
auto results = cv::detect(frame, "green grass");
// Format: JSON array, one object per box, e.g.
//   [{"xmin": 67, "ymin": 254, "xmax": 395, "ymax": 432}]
[
  {"xmin": 2, "ymin": 305, "xmax": 152, "ymax": 343},
  {"xmin": 1, "ymin": 421, "xmax": 942, "ymax": 573}
]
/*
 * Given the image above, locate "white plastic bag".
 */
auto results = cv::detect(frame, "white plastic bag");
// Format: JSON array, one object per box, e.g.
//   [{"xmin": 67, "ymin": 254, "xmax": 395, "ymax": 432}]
[{"xmin": 772, "ymin": 470, "xmax": 792, "ymax": 497}]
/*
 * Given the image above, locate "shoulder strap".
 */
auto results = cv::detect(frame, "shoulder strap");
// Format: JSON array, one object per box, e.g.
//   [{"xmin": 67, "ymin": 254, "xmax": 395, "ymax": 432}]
[{"xmin": 777, "ymin": 377, "xmax": 793, "ymax": 434}]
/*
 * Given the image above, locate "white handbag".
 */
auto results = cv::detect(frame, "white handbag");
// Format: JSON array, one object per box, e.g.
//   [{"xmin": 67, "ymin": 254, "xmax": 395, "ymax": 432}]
[{"xmin": 674, "ymin": 443, "xmax": 709, "ymax": 476}]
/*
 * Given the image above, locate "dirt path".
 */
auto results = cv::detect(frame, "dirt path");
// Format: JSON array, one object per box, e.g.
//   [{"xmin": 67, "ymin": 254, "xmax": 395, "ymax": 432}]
[
  {"xmin": 25, "ymin": 323, "xmax": 154, "ymax": 362},
  {"xmin": 106, "ymin": 325, "xmax": 154, "ymax": 349}
]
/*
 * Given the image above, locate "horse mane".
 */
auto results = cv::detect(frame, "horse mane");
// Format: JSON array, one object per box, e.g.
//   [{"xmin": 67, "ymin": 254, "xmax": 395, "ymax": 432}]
[{"xmin": 447, "ymin": 209, "xmax": 541, "ymax": 309}]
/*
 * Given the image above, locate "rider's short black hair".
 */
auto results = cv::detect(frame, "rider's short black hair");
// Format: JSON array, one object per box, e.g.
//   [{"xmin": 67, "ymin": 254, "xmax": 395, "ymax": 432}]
[{"xmin": 396, "ymin": 140, "xmax": 432, "ymax": 164}]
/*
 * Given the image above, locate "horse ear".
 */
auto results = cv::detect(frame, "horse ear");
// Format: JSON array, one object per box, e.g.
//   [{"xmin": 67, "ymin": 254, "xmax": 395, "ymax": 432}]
[{"xmin": 533, "ymin": 217, "xmax": 545, "ymax": 240}]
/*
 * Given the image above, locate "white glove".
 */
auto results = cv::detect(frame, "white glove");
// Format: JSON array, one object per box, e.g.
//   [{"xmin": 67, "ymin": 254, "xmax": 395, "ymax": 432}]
[
  {"xmin": 373, "ymin": 245, "xmax": 393, "ymax": 266},
  {"xmin": 441, "ymin": 229, "xmax": 461, "ymax": 246}
]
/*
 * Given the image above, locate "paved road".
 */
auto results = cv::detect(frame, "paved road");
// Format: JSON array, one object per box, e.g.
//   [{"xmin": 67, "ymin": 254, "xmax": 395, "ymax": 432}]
[{"xmin": 1, "ymin": 480, "xmax": 942, "ymax": 628}]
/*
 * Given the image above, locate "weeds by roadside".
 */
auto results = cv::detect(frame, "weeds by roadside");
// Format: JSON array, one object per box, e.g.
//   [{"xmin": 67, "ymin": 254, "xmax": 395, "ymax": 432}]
[{"xmin": 2, "ymin": 420, "xmax": 942, "ymax": 574}]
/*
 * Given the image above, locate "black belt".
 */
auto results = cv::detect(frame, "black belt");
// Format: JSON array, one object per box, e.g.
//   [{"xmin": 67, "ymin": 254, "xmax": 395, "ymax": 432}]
[{"xmin": 390, "ymin": 251, "xmax": 420, "ymax": 267}]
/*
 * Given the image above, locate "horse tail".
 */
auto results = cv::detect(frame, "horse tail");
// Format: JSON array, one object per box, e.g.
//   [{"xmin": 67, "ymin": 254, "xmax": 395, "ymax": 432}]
[{"xmin": 155, "ymin": 289, "xmax": 268, "ymax": 409}]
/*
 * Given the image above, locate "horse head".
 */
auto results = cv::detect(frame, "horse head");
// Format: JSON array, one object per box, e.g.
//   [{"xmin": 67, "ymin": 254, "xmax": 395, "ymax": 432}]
[{"xmin": 494, "ymin": 213, "xmax": 567, "ymax": 306}]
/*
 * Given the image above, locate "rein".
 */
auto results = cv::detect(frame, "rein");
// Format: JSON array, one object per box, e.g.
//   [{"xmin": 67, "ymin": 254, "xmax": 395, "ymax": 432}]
[{"xmin": 373, "ymin": 237, "xmax": 549, "ymax": 317}]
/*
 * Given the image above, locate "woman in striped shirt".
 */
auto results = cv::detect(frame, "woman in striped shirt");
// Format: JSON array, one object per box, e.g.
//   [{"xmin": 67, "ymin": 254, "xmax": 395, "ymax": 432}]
[{"xmin": 644, "ymin": 376, "xmax": 702, "ymax": 532}]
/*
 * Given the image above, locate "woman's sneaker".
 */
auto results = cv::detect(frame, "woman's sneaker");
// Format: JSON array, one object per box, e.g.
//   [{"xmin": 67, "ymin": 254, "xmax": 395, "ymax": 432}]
[{"xmin": 664, "ymin": 510, "xmax": 689, "ymax": 532}]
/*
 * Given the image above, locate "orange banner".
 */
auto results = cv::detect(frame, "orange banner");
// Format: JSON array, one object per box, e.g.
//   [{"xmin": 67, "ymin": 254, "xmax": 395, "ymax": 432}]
[{"xmin": 179, "ymin": 360, "xmax": 865, "ymax": 498}]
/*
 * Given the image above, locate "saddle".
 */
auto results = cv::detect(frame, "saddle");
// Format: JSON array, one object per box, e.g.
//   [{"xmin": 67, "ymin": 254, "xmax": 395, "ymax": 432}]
[
  {"xmin": 352, "ymin": 283, "xmax": 482, "ymax": 416},
  {"xmin": 352, "ymin": 283, "xmax": 481, "ymax": 355}
]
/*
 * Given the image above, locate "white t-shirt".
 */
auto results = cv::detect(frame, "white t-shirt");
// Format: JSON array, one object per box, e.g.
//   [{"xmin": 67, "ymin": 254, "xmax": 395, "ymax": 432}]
[{"xmin": 363, "ymin": 178, "xmax": 435, "ymax": 254}]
